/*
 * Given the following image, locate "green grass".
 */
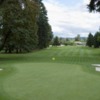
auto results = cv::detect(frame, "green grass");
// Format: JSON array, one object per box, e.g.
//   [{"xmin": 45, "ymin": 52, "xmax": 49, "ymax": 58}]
[{"xmin": 0, "ymin": 46, "xmax": 100, "ymax": 100}]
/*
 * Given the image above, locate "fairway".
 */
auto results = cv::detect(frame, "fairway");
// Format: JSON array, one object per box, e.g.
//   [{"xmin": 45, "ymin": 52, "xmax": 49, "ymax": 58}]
[{"xmin": 0, "ymin": 46, "xmax": 100, "ymax": 100}]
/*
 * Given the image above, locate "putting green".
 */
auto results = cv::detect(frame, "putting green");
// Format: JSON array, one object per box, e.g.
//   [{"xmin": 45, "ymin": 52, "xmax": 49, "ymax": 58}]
[{"xmin": 2, "ymin": 63, "xmax": 100, "ymax": 100}]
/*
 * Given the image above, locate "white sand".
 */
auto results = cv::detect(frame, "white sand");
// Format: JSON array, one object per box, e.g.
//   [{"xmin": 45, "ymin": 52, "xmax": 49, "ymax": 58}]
[
  {"xmin": 92, "ymin": 64, "xmax": 100, "ymax": 72},
  {"xmin": 96, "ymin": 67, "xmax": 100, "ymax": 72},
  {"xmin": 0, "ymin": 69, "xmax": 3, "ymax": 71},
  {"xmin": 92, "ymin": 64, "xmax": 100, "ymax": 67}
]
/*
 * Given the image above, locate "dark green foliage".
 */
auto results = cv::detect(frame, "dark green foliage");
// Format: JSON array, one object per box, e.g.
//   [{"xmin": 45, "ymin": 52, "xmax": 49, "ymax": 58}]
[
  {"xmin": 88, "ymin": 1, "xmax": 100, "ymax": 48},
  {"xmin": 0, "ymin": 0, "xmax": 4, "ymax": 5},
  {"xmin": 75, "ymin": 34, "xmax": 80, "ymax": 41},
  {"xmin": 87, "ymin": 32, "xmax": 100, "ymax": 48},
  {"xmin": 93, "ymin": 31, "xmax": 100, "ymax": 48},
  {"xmin": 66, "ymin": 38, "xmax": 69, "ymax": 41},
  {"xmin": 0, "ymin": 10, "xmax": 3, "ymax": 35},
  {"xmin": 64, "ymin": 41, "xmax": 74, "ymax": 46},
  {"xmin": 86, "ymin": 33, "xmax": 94, "ymax": 47},
  {"xmin": 37, "ymin": 0, "xmax": 53, "ymax": 49},
  {"xmin": 88, "ymin": 0, "xmax": 100, "ymax": 12},
  {"xmin": 0, "ymin": 0, "xmax": 21, "ymax": 53},
  {"xmin": 53, "ymin": 36, "xmax": 60, "ymax": 46},
  {"xmin": 0, "ymin": 0, "xmax": 52, "ymax": 53},
  {"xmin": 0, "ymin": 0, "xmax": 39, "ymax": 53}
]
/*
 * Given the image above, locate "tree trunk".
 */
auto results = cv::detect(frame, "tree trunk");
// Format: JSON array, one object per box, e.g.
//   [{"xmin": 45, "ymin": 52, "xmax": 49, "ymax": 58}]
[{"xmin": 8, "ymin": 48, "xmax": 12, "ymax": 53}]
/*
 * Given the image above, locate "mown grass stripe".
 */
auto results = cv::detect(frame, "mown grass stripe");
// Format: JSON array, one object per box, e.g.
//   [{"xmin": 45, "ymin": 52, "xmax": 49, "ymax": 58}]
[{"xmin": 0, "ymin": 46, "xmax": 100, "ymax": 100}]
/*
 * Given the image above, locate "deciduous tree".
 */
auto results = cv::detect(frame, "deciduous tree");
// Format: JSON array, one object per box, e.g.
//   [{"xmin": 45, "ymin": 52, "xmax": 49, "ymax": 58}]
[{"xmin": 0, "ymin": 0, "xmax": 39, "ymax": 53}]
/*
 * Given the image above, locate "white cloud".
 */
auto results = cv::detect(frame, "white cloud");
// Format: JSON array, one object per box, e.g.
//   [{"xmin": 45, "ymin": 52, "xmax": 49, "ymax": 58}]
[
  {"xmin": 83, "ymin": 0, "xmax": 90, "ymax": 4},
  {"xmin": 43, "ymin": 0, "xmax": 100, "ymax": 37}
]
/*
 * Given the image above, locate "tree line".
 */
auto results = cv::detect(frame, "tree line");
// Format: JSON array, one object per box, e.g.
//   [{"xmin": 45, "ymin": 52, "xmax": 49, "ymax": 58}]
[
  {"xmin": 87, "ymin": 0, "xmax": 100, "ymax": 48},
  {"xmin": 0, "ymin": 0, "xmax": 53, "ymax": 53},
  {"xmin": 86, "ymin": 32, "xmax": 100, "ymax": 48}
]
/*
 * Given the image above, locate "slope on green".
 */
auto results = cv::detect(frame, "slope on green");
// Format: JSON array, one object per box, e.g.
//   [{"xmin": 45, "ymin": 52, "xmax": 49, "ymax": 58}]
[{"xmin": 0, "ymin": 46, "xmax": 100, "ymax": 100}]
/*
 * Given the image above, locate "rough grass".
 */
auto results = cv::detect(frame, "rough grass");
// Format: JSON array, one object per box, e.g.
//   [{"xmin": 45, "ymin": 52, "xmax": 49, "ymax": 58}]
[{"xmin": 0, "ymin": 46, "xmax": 100, "ymax": 100}]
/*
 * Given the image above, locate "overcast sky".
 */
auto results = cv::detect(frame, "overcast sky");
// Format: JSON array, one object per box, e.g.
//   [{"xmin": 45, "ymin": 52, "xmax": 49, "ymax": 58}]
[{"xmin": 43, "ymin": 0, "xmax": 100, "ymax": 38}]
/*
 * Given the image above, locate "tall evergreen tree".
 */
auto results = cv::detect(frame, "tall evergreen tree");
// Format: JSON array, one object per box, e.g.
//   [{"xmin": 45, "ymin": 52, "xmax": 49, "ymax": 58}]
[
  {"xmin": 94, "ymin": 32, "xmax": 100, "ymax": 48},
  {"xmin": 86, "ymin": 33, "xmax": 94, "ymax": 47},
  {"xmin": 53, "ymin": 36, "xmax": 60, "ymax": 46},
  {"xmin": 88, "ymin": 1, "xmax": 100, "ymax": 48},
  {"xmin": 37, "ymin": 0, "xmax": 53, "ymax": 49}
]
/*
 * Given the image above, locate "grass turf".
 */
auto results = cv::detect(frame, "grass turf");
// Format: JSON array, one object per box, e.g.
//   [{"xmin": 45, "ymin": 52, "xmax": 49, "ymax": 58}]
[{"xmin": 0, "ymin": 46, "xmax": 100, "ymax": 100}]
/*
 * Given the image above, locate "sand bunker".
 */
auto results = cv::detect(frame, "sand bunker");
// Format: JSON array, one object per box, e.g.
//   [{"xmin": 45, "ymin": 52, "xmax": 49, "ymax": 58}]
[
  {"xmin": 0, "ymin": 69, "xmax": 3, "ymax": 71},
  {"xmin": 92, "ymin": 64, "xmax": 100, "ymax": 67},
  {"xmin": 95, "ymin": 67, "xmax": 100, "ymax": 72},
  {"xmin": 92, "ymin": 64, "xmax": 100, "ymax": 72}
]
